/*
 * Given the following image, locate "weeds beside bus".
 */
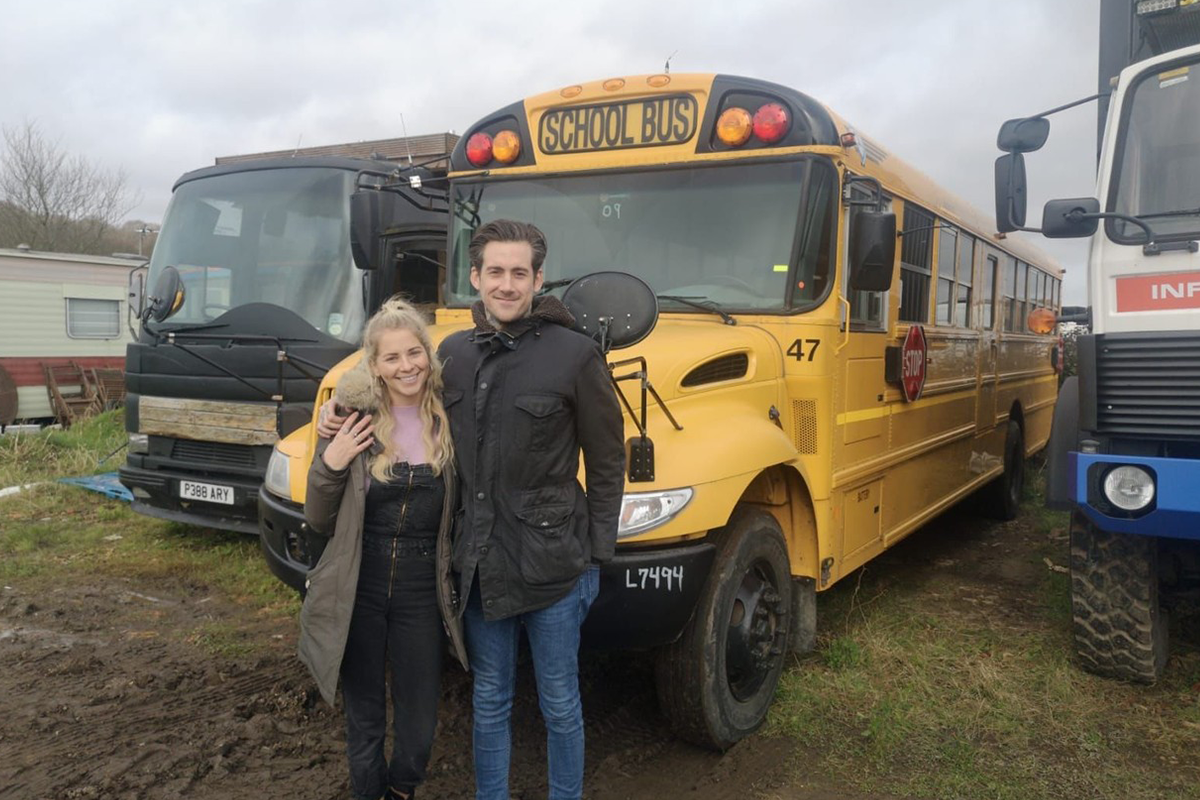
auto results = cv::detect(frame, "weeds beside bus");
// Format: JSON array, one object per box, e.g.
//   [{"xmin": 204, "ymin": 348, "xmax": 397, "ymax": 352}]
[{"xmin": 263, "ymin": 73, "xmax": 1062, "ymax": 749}]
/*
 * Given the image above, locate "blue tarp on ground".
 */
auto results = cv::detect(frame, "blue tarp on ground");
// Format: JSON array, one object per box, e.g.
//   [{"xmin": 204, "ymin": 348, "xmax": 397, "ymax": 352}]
[{"xmin": 59, "ymin": 472, "xmax": 133, "ymax": 503}]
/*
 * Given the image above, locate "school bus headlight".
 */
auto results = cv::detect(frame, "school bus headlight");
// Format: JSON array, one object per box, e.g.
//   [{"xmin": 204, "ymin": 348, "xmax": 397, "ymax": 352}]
[
  {"xmin": 128, "ymin": 433, "xmax": 149, "ymax": 454},
  {"xmin": 465, "ymin": 132, "xmax": 493, "ymax": 167},
  {"xmin": 618, "ymin": 488, "xmax": 693, "ymax": 538},
  {"xmin": 752, "ymin": 103, "xmax": 790, "ymax": 143},
  {"xmin": 716, "ymin": 107, "xmax": 753, "ymax": 146},
  {"xmin": 264, "ymin": 447, "xmax": 292, "ymax": 502},
  {"xmin": 1102, "ymin": 465, "xmax": 1155, "ymax": 512},
  {"xmin": 492, "ymin": 130, "xmax": 521, "ymax": 163}
]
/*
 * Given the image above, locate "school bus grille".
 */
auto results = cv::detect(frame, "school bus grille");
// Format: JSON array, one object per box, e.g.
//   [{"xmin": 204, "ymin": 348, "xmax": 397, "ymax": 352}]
[
  {"xmin": 1095, "ymin": 333, "xmax": 1200, "ymax": 439},
  {"xmin": 681, "ymin": 353, "xmax": 749, "ymax": 387},
  {"xmin": 791, "ymin": 399, "xmax": 818, "ymax": 454}
]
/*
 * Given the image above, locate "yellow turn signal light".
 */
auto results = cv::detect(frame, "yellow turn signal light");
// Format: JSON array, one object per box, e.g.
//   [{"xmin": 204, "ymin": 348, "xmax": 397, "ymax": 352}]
[
  {"xmin": 493, "ymin": 130, "xmax": 521, "ymax": 163},
  {"xmin": 716, "ymin": 107, "xmax": 753, "ymax": 146},
  {"xmin": 1027, "ymin": 306, "xmax": 1057, "ymax": 335}
]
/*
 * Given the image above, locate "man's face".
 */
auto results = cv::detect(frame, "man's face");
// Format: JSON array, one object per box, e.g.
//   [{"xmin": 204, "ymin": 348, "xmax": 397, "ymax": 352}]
[{"xmin": 470, "ymin": 240, "xmax": 544, "ymax": 327}]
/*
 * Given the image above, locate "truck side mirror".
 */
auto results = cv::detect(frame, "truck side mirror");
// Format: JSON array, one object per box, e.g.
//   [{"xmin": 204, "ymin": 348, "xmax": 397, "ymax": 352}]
[
  {"xmin": 997, "ymin": 117, "xmax": 1050, "ymax": 153},
  {"xmin": 350, "ymin": 189, "xmax": 402, "ymax": 271},
  {"xmin": 146, "ymin": 265, "xmax": 184, "ymax": 323},
  {"xmin": 849, "ymin": 211, "xmax": 896, "ymax": 292},
  {"xmin": 994, "ymin": 153, "xmax": 1029, "ymax": 233},
  {"xmin": 1042, "ymin": 197, "xmax": 1100, "ymax": 238},
  {"xmin": 127, "ymin": 267, "xmax": 146, "ymax": 319}
]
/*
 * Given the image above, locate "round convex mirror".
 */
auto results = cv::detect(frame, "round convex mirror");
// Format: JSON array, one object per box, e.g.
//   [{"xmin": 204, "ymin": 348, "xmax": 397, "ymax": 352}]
[
  {"xmin": 147, "ymin": 265, "xmax": 185, "ymax": 322},
  {"xmin": 561, "ymin": 271, "xmax": 658, "ymax": 352}
]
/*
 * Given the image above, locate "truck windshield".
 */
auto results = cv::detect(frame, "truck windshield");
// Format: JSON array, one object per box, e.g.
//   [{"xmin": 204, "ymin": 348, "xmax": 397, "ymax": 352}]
[
  {"xmin": 147, "ymin": 167, "xmax": 364, "ymax": 342},
  {"xmin": 1110, "ymin": 56, "xmax": 1200, "ymax": 242},
  {"xmin": 447, "ymin": 157, "xmax": 836, "ymax": 312}
]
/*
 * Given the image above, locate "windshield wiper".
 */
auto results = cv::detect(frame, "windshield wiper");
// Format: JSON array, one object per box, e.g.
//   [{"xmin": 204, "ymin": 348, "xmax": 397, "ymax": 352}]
[
  {"xmin": 656, "ymin": 295, "xmax": 737, "ymax": 326},
  {"xmin": 1138, "ymin": 206, "xmax": 1200, "ymax": 220}
]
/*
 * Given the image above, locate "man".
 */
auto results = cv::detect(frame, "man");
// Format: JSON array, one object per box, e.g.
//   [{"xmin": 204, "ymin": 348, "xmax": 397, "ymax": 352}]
[{"xmin": 441, "ymin": 219, "xmax": 624, "ymax": 800}]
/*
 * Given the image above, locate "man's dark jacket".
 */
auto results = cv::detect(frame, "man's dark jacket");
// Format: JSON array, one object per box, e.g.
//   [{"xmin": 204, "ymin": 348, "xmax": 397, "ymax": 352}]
[{"xmin": 439, "ymin": 296, "xmax": 625, "ymax": 621}]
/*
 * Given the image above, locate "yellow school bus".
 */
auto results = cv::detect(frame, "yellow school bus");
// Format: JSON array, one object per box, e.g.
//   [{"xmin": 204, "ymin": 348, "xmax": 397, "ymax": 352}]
[{"xmin": 258, "ymin": 73, "xmax": 1063, "ymax": 750}]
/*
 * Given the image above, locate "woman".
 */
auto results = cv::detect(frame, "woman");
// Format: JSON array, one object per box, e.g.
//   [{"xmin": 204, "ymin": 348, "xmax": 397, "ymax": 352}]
[{"xmin": 299, "ymin": 298, "xmax": 466, "ymax": 800}]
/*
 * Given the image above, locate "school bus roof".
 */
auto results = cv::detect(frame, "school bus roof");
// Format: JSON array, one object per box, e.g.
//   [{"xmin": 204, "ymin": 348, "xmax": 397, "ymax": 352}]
[{"xmin": 450, "ymin": 72, "xmax": 1064, "ymax": 278}]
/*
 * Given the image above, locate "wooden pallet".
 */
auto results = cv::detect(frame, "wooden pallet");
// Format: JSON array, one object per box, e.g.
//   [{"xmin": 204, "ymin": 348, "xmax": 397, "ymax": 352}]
[
  {"xmin": 89, "ymin": 367, "xmax": 126, "ymax": 410},
  {"xmin": 43, "ymin": 361, "xmax": 99, "ymax": 427}
]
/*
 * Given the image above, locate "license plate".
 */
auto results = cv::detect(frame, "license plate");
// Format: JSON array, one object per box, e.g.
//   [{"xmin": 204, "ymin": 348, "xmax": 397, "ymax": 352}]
[{"xmin": 179, "ymin": 480, "xmax": 234, "ymax": 505}]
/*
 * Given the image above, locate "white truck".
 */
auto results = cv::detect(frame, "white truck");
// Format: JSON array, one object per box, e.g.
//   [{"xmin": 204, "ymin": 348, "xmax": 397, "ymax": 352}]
[{"xmin": 995, "ymin": 0, "xmax": 1200, "ymax": 682}]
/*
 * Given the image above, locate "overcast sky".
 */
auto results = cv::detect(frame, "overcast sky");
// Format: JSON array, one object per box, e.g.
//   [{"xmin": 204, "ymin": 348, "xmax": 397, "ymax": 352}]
[{"xmin": 1, "ymin": 0, "xmax": 1100, "ymax": 301}]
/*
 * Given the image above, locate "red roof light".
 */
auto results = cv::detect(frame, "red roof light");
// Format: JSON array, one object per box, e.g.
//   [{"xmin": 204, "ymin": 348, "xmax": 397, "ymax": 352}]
[
  {"xmin": 465, "ymin": 132, "xmax": 493, "ymax": 167},
  {"xmin": 753, "ymin": 103, "xmax": 790, "ymax": 144}
]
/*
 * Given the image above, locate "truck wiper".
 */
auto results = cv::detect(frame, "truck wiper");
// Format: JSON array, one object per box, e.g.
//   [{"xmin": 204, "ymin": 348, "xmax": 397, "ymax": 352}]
[
  {"xmin": 656, "ymin": 295, "xmax": 737, "ymax": 326},
  {"xmin": 1138, "ymin": 206, "xmax": 1200, "ymax": 220}
]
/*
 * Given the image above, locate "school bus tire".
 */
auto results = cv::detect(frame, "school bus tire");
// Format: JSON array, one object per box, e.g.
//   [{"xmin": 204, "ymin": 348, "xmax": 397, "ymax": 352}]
[
  {"xmin": 1070, "ymin": 513, "xmax": 1167, "ymax": 684},
  {"xmin": 654, "ymin": 506, "xmax": 792, "ymax": 751},
  {"xmin": 986, "ymin": 419, "xmax": 1025, "ymax": 520}
]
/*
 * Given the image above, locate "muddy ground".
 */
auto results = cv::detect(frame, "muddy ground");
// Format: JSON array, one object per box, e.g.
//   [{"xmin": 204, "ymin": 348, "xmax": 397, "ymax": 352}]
[{"xmin": 0, "ymin": 498, "xmax": 1119, "ymax": 800}]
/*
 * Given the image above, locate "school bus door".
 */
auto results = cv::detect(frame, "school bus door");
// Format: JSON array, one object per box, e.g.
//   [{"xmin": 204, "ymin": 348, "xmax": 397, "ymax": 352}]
[{"xmin": 976, "ymin": 248, "xmax": 1001, "ymax": 434}]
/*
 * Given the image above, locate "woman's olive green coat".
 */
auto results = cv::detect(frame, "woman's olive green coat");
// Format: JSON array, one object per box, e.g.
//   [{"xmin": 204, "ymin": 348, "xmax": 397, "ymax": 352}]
[{"xmin": 297, "ymin": 439, "xmax": 467, "ymax": 706}]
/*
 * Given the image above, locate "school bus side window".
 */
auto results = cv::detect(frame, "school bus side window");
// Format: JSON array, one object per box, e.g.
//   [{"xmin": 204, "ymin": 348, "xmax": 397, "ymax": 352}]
[
  {"xmin": 847, "ymin": 183, "xmax": 889, "ymax": 330},
  {"xmin": 955, "ymin": 232, "xmax": 974, "ymax": 327},
  {"xmin": 980, "ymin": 254, "xmax": 998, "ymax": 330},
  {"xmin": 935, "ymin": 224, "xmax": 957, "ymax": 325},
  {"xmin": 1001, "ymin": 255, "xmax": 1018, "ymax": 331},
  {"xmin": 898, "ymin": 204, "xmax": 933, "ymax": 323}
]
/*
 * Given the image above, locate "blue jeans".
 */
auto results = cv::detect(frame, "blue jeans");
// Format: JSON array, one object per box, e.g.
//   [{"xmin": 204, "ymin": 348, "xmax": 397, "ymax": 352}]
[{"xmin": 464, "ymin": 566, "xmax": 600, "ymax": 800}]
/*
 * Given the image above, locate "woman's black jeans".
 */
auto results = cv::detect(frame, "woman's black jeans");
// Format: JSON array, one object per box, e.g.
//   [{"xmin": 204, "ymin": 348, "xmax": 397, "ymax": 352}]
[{"xmin": 341, "ymin": 533, "xmax": 443, "ymax": 800}]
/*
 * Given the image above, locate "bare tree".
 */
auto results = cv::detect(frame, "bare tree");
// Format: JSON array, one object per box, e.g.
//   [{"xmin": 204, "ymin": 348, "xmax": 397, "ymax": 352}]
[{"xmin": 0, "ymin": 121, "xmax": 140, "ymax": 254}]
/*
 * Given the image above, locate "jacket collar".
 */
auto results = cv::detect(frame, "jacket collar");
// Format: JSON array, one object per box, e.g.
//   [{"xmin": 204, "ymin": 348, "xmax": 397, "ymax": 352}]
[{"xmin": 469, "ymin": 295, "xmax": 576, "ymax": 349}]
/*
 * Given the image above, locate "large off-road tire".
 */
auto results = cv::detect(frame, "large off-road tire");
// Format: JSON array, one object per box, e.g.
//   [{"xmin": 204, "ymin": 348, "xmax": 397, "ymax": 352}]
[
  {"xmin": 1070, "ymin": 513, "xmax": 1167, "ymax": 683},
  {"xmin": 655, "ymin": 507, "xmax": 792, "ymax": 751},
  {"xmin": 985, "ymin": 419, "xmax": 1025, "ymax": 520}
]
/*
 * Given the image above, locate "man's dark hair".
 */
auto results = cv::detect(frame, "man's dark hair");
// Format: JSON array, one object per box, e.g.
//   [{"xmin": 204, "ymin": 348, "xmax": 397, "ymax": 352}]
[{"xmin": 468, "ymin": 219, "xmax": 548, "ymax": 273}]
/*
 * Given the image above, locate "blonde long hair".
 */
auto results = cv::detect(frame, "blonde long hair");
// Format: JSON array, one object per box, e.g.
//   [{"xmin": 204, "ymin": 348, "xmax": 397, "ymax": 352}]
[{"xmin": 362, "ymin": 297, "xmax": 454, "ymax": 480}]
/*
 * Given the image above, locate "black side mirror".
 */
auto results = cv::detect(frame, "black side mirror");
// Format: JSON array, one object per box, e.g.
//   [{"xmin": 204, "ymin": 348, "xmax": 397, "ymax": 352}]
[
  {"xmin": 350, "ymin": 189, "xmax": 402, "ymax": 271},
  {"xmin": 1042, "ymin": 197, "xmax": 1100, "ymax": 238},
  {"xmin": 994, "ymin": 153, "xmax": 1029, "ymax": 233},
  {"xmin": 146, "ymin": 265, "xmax": 184, "ymax": 322},
  {"xmin": 997, "ymin": 117, "xmax": 1050, "ymax": 153},
  {"xmin": 849, "ymin": 211, "xmax": 896, "ymax": 292}
]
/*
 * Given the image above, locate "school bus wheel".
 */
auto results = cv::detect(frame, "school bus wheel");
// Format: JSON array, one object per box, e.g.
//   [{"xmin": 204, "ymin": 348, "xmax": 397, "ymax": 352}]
[
  {"xmin": 986, "ymin": 420, "xmax": 1025, "ymax": 521},
  {"xmin": 654, "ymin": 506, "xmax": 792, "ymax": 751}
]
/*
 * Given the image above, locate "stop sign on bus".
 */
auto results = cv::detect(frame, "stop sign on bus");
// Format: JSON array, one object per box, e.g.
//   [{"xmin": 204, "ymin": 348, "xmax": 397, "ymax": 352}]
[{"xmin": 901, "ymin": 325, "xmax": 927, "ymax": 402}]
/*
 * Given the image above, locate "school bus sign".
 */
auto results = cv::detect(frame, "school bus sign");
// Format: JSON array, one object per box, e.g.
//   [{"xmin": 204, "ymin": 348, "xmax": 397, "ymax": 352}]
[{"xmin": 901, "ymin": 324, "xmax": 928, "ymax": 403}]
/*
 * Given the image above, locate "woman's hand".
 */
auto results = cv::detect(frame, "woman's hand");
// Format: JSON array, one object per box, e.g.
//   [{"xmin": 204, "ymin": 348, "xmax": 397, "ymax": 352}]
[
  {"xmin": 317, "ymin": 399, "xmax": 349, "ymax": 439},
  {"xmin": 320, "ymin": 411, "xmax": 375, "ymax": 471}
]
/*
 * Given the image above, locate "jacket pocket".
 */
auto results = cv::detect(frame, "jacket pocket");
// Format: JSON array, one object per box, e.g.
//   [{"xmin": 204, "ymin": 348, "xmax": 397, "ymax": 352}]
[
  {"xmin": 514, "ymin": 393, "xmax": 569, "ymax": 452},
  {"xmin": 514, "ymin": 500, "xmax": 584, "ymax": 585}
]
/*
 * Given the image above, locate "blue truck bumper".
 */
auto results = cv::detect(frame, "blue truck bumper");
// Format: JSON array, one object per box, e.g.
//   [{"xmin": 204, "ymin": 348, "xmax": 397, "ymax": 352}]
[{"xmin": 1072, "ymin": 451, "xmax": 1200, "ymax": 539}]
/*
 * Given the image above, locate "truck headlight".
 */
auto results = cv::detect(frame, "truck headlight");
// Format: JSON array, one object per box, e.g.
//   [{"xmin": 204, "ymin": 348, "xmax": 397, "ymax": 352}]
[
  {"xmin": 264, "ymin": 447, "xmax": 292, "ymax": 501},
  {"xmin": 618, "ymin": 488, "xmax": 693, "ymax": 538},
  {"xmin": 128, "ymin": 433, "xmax": 149, "ymax": 454},
  {"xmin": 1102, "ymin": 465, "xmax": 1155, "ymax": 512}
]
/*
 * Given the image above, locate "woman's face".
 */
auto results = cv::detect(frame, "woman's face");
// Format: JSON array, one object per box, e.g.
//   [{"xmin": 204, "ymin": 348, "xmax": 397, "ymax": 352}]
[{"xmin": 371, "ymin": 327, "xmax": 429, "ymax": 407}]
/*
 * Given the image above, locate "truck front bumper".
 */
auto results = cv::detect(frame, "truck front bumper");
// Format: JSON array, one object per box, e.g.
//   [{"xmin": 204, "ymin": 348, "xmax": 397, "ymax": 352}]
[
  {"xmin": 118, "ymin": 463, "xmax": 261, "ymax": 535},
  {"xmin": 1072, "ymin": 451, "xmax": 1200, "ymax": 540}
]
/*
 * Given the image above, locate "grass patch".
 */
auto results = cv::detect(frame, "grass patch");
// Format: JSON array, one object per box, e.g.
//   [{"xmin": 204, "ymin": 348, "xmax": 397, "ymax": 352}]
[
  {"xmin": 1, "ymin": 411, "xmax": 299, "ymax": 639},
  {"xmin": 768, "ymin": 472, "xmax": 1200, "ymax": 799}
]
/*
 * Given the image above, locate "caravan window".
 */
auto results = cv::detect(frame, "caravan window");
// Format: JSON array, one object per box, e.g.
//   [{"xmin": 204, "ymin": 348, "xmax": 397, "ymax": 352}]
[{"xmin": 65, "ymin": 298, "xmax": 120, "ymax": 339}]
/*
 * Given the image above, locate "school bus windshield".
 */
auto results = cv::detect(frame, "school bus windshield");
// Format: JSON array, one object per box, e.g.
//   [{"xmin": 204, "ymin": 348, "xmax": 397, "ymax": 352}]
[{"xmin": 448, "ymin": 157, "xmax": 836, "ymax": 312}]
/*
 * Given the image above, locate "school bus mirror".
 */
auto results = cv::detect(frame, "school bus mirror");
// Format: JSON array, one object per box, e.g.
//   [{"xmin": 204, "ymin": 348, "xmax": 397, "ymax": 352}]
[
  {"xmin": 147, "ymin": 265, "xmax": 184, "ymax": 323},
  {"xmin": 997, "ymin": 117, "xmax": 1049, "ymax": 154},
  {"xmin": 994, "ymin": 153, "xmax": 1028, "ymax": 233},
  {"xmin": 1041, "ymin": 197, "xmax": 1100, "ymax": 239},
  {"xmin": 848, "ymin": 211, "xmax": 896, "ymax": 292},
  {"xmin": 349, "ymin": 189, "xmax": 398, "ymax": 271},
  {"xmin": 1027, "ymin": 306, "xmax": 1057, "ymax": 335}
]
